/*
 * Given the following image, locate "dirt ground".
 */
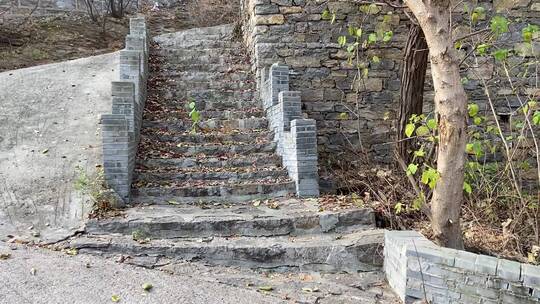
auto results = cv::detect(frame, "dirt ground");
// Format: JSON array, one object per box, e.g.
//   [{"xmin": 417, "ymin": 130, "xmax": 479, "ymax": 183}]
[{"xmin": 0, "ymin": 0, "xmax": 238, "ymax": 72}]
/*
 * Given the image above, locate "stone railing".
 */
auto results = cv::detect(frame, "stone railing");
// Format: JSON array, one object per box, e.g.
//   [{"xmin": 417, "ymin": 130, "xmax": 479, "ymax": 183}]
[
  {"xmin": 261, "ymin": 63, "xmax": 319, "ymax": 197},
  {"xmin": 384, "ymin": 231, "xmax": 540, "ymax": 303},
  {"xmin": 100, "ymin": 17, "xmax": 149, "ymax": 205}
]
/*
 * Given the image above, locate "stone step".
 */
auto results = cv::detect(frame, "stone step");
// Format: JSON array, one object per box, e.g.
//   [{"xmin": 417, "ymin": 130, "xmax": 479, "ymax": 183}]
[
  {"xmin": 134, "ymin": 167, "xmax": 289, "ymax": 184},
  {"xmin": 159, "ymin": 54, "xmax": 249, "ymax": 66},
  {"xmin": 131, "ymin": 180, "xmax": 295, "ymax": 204},
  {"xmin": 140, "ymin": 129, "xmax": 272, "ymax": 144},
  {"xmin": 153, "ymin": 24, "xmax": 235, "ymax": 42},
  {"xmin": 66, "ymin": 229, "xmax": 384, "ymax": 272},
  {"xmin": 140, "ymin": 140, "xmax": 276, "ymax": 156},
  {"xmin": 153, "ymin": 88, "xmax": 256, "ymax": 103},
  {"xmin": 133, "ymin": 175, "xmax": 291, "ymax": 188},
  {"xmin": 151, "ymin": 79, "xmax": 255, "ymax": 92},
  {"xmin": 154, "ymin": 70, "xmax": 251, "ymax": 81},
  {"xmin": 142, "ymin": 117, "xmax": 268, "ymax": 131},
  {"xmin": 143, "ymin": 99, "xmax": 261, "ymax": 112},
  {"xmin": 85, "ymin": 200, "xmax": 376, "ymax": 239},
  {"xmin": 136, "ymin": 154, "xmax": 283, "ymax": 171},
  {"xmin": 143, "ymin": 108, "xmax": 265, "ymax": 121},
  {"xmin": 156, "ymin": 40, "xmax": 243, "ymax": 49},
  {"xmin": 152, "ymin": 47, "xmax": 247, "ymax": 58},
  {"xmin": 160, "ymin": 63, "xmax": 252, "ymax": 73}
]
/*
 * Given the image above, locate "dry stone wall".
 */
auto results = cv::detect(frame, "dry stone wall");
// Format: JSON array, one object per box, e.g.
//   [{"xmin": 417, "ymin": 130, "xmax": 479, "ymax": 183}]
[{"xmin": 241, "ymin": 0, "xmax": 540, "ymax": 165}]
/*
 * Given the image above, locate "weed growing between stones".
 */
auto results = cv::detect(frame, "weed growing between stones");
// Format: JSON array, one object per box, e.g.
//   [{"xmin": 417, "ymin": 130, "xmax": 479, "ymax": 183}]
[{"xmin": 74, "ymin": 166, "xmax": 121, "ymax": 218}]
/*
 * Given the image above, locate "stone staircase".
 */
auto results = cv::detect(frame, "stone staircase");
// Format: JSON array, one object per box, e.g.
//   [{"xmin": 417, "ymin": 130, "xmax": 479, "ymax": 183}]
[
  {"xmin": 68, "ymin": 24, "xmax": 384, "ymax": 274},
  {"xmin": 132, "ymin": 24, "xmax": 296, "ymax": 204}
]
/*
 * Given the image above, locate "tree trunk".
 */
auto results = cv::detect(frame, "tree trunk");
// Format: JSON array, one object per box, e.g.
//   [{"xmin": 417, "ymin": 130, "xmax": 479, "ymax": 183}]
[
  {"xmin": 396, "ymin": 24, "xmax": 429, "ymax": 163},
  {"xmin": 404, "ymin": 0, "xmax": 467, "ymax": 249}
]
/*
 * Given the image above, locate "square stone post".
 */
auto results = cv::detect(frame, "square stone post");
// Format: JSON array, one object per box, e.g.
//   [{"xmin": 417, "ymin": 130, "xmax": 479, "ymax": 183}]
[
  {"xmin": 290, "ymin": 119, "xmax": 319, "ymax": 197},
  {"xmin": 100, "ymin": 114, "xmax": 131, "ymax": 204}
]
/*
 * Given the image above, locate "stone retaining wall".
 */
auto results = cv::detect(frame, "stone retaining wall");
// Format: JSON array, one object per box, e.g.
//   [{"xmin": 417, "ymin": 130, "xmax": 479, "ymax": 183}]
[
  {"xmin": 0, "ymin": 0, "xmax": 137, "ymax": 15},
  {"xmin": 241, "ymin": 0, "xmax": 540, "ymax": 164},
  {"xmin": 262, "ymin": 63, "xmax": 319, "ymax": 196},
  {"xmin": 100, "ymin": 16, "xmax": 148, "ymax": 204},
  {"xmin": 384, "ymin": 231, "xmax": 540, "ymax": 304}
]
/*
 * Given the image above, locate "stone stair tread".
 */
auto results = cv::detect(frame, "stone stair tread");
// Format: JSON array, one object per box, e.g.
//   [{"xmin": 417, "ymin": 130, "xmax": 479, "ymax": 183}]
[
  {"xmin": 85, "ymin": 199, "xmax": 375, "ymax": 238},
  {"xmin": 134, "ymin": 167, "xmax": 289, "ymax": 184},
  {"xmin": 143, "ymin": 108, "xmax": 265, "ymax": 120},
  {"xmin": 136, "ymin": 164, "xmax": 284, "ymax": 174},
  {"xmin": 67, "ymin": 229, "xmax": 384, "ymax": 272},
  {"xmin": 141, "ymin": 117, "xmax": 267, "ymax": 131},
  {"xmin": 140, "ymin": 132, "xmax": 271, "ymax": 145},
  {"xmin": 131, "ymin": 181, "xmax": 296, "ymax": 204},
  {"xmin": 136, "ymin": 154, "xmax": 282, "ymax": 169},
  {"xmin": 133, "ymin": 175, "xmax": 291, "ymax": 187},
  {"xmin": 139, "ymin": 139, "xmax": 275, "ymax": 154}
]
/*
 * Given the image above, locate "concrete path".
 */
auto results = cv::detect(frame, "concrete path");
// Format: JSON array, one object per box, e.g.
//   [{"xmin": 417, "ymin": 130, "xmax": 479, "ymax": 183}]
[
  {"xmin": 0, "ymin": 243, "xmax": 284, "ymax": 304},
  {"xmin": 0, "ymin": 53, "xmax": 120, "ymax": 243},
  {"xmin": 0, "ymin": 242, "xmax": 399, "ymax": 304}
]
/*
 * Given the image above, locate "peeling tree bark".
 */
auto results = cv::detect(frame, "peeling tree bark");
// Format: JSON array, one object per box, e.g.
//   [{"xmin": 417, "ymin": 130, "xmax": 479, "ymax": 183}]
[
  {"xmin": 403, "ymin": 0, "xmax": 467, "ymax": 249},
  {"xmin": 396, "ymin": 24, "xmax": 429, "ymax": 163}
]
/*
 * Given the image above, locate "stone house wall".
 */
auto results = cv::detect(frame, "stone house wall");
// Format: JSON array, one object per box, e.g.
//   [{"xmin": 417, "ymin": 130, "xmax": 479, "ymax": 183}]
[{"xmin": 240, "ymin": 0, "xmax": 540, "ymax": 166}]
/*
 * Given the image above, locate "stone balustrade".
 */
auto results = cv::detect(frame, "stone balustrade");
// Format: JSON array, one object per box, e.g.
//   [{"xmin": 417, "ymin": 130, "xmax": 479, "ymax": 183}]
[
  {"xmin": 262, "ymin": 63, "xmax": 319, "ymax": 197},
  {"xmin": 100, "ymin": 17, "xmax": 149, "ymax": 205}
]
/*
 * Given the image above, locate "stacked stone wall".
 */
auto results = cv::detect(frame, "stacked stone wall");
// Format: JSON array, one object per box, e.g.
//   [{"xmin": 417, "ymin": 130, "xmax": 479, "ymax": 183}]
[
  {"xmin": 241, "ymin": 0, "xmax": 540, "ymax": 164},
  {"xmin": 100, "ymin": 16, "xmax": 148, "ymax": 204}
]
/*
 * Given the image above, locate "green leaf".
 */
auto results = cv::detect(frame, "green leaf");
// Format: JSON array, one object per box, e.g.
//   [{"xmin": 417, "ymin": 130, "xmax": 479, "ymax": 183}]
[
  {"xmin": 143, "ymin": 283, "xmax": 153, "ymax": 292},
  {"xmin": 347, "ymin": 44, "xmax": 355, "ymax": 53},
  {"xmin": 406, "ymin": 163, "xmax": 418, "ymax": 176},
  {"xmin": 321, "ymin": 9, "xmax": 331, "ymax": 20},
  {"xmin": 405, "ymin": 123, "xmax": 415, "ymax": 138},
  {"xmin": 356, "ymin": 28, "xmax": 363, "ymax": 38},
  {"xmin": 372, "ymin": 55, "xmax": 380, "ymax": 63},
  {"xmin": 337, "ymin": 35, "xmax": 347, "ymax": 47},
  {"xmin": 533, "ymin": 111, "xmax": 540, "ymax": 125},
  {"xmin": 468, "ymin": 103, "xmax": 479, "ymax": 117},
  {"xmin": 421, "ymin": 167, "xmax": 440, "ymax": 190},
  {"xmin": 473, "ymin": 117, "xmax": 482, "ymax": 125},
  {"xmin": 427, "ymin": 119, "xmax": 437, "ymax": 130},
  {"xmin": 368, "ymin": 33, "xmax": 377, "ymax": 44},
  {"xmin": 190, "ymin": 109, "xmax": 201, "ymax": 123},
  {"xmin": 463, "ymin": 181, "xmax": 472, "ymax": 194},
  {"xmin": 492, "ymin": 49, "xmax": 509, "ymax": 61},
  {"xmin": 522, "ymin": 24, "xmax": 539, "ymax": 42},
  {"xmin": 382, "ymin": 31, "xmax": 393, "ymax": 42},
  {"xmin": 415, "ymin": 125, "xmax": 429, "ymax": 137},
  {"xmin": 111, "ymin": 295, "xmax": 121, "ymax": 302},
  {"xmin": 476, "ymin": 44, "xmax": 489, "ymax": 56},
  {"xmin": 362, "ymin": 68, "xmax": 369, "ymax": 78},
  {"xmin": 338, "ymin": 112, "xmax": 349, "ymax": 120},
  {"xmin": 411, "ymin": 196, "xmax": 424, "ymax": 211},
  {"xmin": 188, "ymin": 101, "xmax": 196, "ymax": 110},
  {"xmin": 414, "ymin": 149, "xmax": 425, "ymax": 158},
  {"xmin": 331, "ymin": 12, "xmax": 336, "ymax": 24},
  {"xmin": 348, "ymin": 26, "xmax": 356, "ymax": 36},
  {"xmin": 490, "ymin": 16, "xmax": 509, "ymax": 37},
  {"xmin": 360, "ymin": 4, "xmax": 381, "ymax": 15},
  {"xmin": 394, "ymin": 202, "xmax": 403, "ymax": 215},
  {"xmin": 258, "ymin": 286, "xmax": 274, "ymax": 291}
]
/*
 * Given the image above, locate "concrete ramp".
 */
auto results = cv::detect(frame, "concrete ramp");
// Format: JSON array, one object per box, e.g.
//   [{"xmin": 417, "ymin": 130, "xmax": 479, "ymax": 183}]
[{"xmin": 0, "ymin": 52, "xmax": 119, "ymax": 242}]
